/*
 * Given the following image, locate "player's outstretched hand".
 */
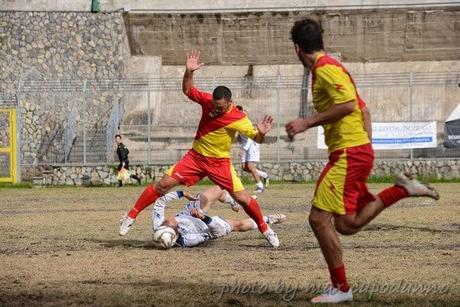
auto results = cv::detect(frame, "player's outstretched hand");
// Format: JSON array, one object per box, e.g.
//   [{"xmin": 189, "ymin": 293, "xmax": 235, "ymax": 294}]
[
  {"xmin": 257, "ymin": 115, "xmax": 274, "ymax": 135},
  {"xmin": 190, "ymin": 208, "xmax": 205, "ymax": 219},
  {"xmin": 285, "ymin": 117, "xmax": 309, "ymax": 141},
  {"xmin": 186, "ymin": 50, "xmax": 204, "ymax": 72}
]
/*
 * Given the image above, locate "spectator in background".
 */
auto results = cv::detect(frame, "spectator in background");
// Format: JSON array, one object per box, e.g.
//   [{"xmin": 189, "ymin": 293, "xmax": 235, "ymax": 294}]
[{"xmin": 115, "ymin": 134, "xmax": 141, "ymax": 187}]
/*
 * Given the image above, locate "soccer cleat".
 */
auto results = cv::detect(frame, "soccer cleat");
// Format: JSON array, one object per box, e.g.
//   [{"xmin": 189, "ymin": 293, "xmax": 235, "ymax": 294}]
[
  {"xmin": 267, "ymin": 213, "xmax": 286, "ymax": 225},
  {"xmin": 254, "ymin": 186, "xmax": 264, "ymax": 193},
  {"xmin": 395, "ymin": 173, "xmax": 440, "ymax": 200},
  {"xmin": 229, "ymin": 202, "xmax": 241, "ymax": 212},
  {"xmin": 263, "ymin": 227, "xmax": 279, "ymax": 248},
  {"xmin": 119, "ymin": 213, "xmax": 135, "ymax": 236},
  {"xmin": 311, "ymin": 285, "xmax": 353, "ymax": 304},
  {"xmin": 263, "ymin": 176, "xmax": 270, "ymax": 188}
]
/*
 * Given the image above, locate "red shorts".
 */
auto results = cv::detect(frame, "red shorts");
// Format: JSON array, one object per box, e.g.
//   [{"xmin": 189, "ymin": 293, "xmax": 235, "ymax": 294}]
[
  {"xmin": 165, "ymin": 149, "xmax": 244, "ymax": 192},
  {"xmin": 312, "ymin": 143, "xmax": 376, "ymax": 215}
]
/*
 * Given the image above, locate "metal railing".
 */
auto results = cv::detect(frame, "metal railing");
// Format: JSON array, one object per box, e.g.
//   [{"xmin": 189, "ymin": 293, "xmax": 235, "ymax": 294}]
[{"xmin": 6, "ymin": 71, "xmax": 460, "ymax": 167}]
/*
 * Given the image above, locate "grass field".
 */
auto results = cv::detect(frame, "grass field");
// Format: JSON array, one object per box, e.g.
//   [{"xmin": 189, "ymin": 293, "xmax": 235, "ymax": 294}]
[{"xmin": 0, "ymin": 183, "xmax": 459, "ymax": 306}]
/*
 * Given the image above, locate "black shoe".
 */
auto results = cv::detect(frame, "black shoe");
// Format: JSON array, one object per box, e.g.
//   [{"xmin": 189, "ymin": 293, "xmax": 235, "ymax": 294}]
[{"xmin": 131, "ymin": 175, "xmax": 142, "ymax": 186}]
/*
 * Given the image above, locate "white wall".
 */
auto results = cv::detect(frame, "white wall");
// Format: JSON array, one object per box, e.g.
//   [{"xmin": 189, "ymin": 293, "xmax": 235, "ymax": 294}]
[{"xmin": 1, "ymin": 0, "xmax": 457, "ymax": 12}]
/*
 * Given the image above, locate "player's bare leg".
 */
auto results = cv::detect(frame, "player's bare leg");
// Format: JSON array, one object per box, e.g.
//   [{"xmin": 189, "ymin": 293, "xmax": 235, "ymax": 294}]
[
  {"xmin": 334, "ymin": 173, "xmax": 440, "ymax": 235},
  {"xmin": 119, "ymin": 175, "xmax": 180, "ymax": 236},
  {"xmin": 227, "ymin": 213, "xmax": 286, "ymax": 232},
  {"xmin": 191, "ymin": 186, "xmax": 239, "ymax": 213},
  {"xmin": 230, "ymin": 190, "xmax": 279, "ymax": 248},
  {"xmin": 309, "ymin": 207, "xmax": 353, "ymax": 303},
  {"xmin": 195, "ymin": 185, "xmax": 225, "ymax": 212},
  {"xmin": 248, "ymin": 162, "xmax": 268, "ymax": 192},
  {"xmin": 246, "ymin": 161, "xmax": 261, "ymax": 182}
]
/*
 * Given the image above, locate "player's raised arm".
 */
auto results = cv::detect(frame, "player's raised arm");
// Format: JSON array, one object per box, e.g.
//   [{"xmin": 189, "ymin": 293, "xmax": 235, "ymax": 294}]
[
  {"xmin": 182, "ymin": 50, "xmax": 204, "ymax": 95},
  {"xmin": 254, "ymin": 115, "xmax": 274, "ymax": 143}
]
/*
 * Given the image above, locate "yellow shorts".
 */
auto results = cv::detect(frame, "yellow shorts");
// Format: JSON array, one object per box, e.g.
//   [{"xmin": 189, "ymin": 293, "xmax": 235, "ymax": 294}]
[{"xmin": 312, "ymin": 144, "xmax": 375, "ymax": 215}]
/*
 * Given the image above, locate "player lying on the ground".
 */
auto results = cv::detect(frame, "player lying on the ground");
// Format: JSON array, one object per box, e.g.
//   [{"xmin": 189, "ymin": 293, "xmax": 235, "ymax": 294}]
[
  {"xmin": 119, "ymin": 185, "xmax": 240, "ymax": 236},
  {"xmin": 151, "ymin": 186, "xmax": 286, "ymax": 248}
]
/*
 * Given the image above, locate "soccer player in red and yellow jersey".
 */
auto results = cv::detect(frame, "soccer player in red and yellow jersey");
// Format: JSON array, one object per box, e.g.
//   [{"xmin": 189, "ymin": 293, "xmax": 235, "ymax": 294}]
[
  {"xmin": 119, "ymin": 50, "xmax": 279, "ymax": 247},
  {"xmin": 285, "ymin": 18, "xmax": 440, "ymax": 303}
]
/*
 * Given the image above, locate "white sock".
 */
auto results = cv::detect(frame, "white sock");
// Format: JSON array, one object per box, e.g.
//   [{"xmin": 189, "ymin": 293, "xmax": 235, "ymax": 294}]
[
  {"xmin": 222, "ymin": 190, "xmax": 237, "ymax": 206},
  {"xmin": 257, "ymin": 170, "xmax": 268, "ymax": 179}
]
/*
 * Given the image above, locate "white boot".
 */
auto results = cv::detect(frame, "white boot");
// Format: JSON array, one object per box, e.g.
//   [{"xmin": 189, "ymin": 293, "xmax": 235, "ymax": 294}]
[
  {"xmin": 311, "ymin": 285, "xmax": 353, "ymax": 304},
  {"xmin": 395, "ymin": 173, "xmax": 439, "ymax": 200}
]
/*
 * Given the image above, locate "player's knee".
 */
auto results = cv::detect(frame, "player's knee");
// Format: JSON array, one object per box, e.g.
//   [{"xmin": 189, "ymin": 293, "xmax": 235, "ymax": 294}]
[
  {"xmin": 335, "ymin": 223, "xmax": 359, "ymax": 236},
  {"xmin": 155, "ymin": 180, "xmax": 169, "ymax": 195},
  {"xmin": 233, "ymin": 193, "xmax": 250, "ymax": 207},
  {"xmin": 231, "ymin": 221, "xmax": 243, "ymax": 231},
  {"xmin": 308, "ymin": 213, "xmax": 325, "ymax": 229}
]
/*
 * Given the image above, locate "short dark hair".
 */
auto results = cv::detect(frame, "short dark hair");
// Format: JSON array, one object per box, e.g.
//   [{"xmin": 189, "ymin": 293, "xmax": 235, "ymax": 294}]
[
  {"xmin": 290, "ymin": 18, "xmax": 324, "ymax": 54},
  {"xmin": 236, "ymin": 105, "xmax": 243, "ymax": 111},
  {"xmin": 115, "ymin": 134, "xmax": 121, "ymax": 139},
  {"xmin": 213, "ymin": 86, "xmax": 232, "ymax": 100}
]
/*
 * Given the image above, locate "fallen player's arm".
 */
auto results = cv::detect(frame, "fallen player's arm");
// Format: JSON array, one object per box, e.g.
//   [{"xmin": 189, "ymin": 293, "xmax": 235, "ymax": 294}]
[{"xmin": 153, "ymin": 191, "xmax": 186, "ymax": 230}]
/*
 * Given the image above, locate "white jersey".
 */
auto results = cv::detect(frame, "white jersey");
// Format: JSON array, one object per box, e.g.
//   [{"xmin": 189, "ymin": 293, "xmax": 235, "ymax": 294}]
[
  {"xmin": 175, "ymin": 215, "xmax": 212, "ymax": 247},
  {"xmin": 152, "ymin": 191, "xmax": 231, "ymax": 248}
]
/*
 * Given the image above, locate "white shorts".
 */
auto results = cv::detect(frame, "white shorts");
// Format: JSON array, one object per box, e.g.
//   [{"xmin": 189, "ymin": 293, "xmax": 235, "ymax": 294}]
[
  {"xmin": 209, "ymin": 216, "xmax": 232, "ymax": 238},
  {"xmin": 241, "ymin": 143, "xmax": 260, "ymax": 163}
]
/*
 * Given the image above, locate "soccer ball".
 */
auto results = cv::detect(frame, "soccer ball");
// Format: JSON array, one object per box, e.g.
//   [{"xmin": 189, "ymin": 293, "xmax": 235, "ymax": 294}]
[{"xmin": 153, "ymin": 226, "xmax": 177, "ymax": 249}]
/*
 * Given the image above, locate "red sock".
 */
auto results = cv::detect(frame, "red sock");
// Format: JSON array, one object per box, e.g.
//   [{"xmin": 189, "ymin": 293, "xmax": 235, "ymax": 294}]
[
  {"xmin": 378, "ymin": 185, "xmax": 409, "ymax": 207},
  {"xmin": 127, "ymin": 185, "xmax": 161, "ymax": 219},
  {"xmin": 329, "ymin": 264, "xmax": 350, "ymax": 292},
  {"xmin": 243, "ymin": 198, "xmax": 268, "ymax": 233}
]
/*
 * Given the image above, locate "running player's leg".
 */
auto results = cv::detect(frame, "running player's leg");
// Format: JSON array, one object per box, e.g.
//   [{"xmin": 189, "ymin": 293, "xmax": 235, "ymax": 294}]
[
  {"xmin": 335, "ymin": 174, "xmax": 439, "ymax": 235},
  {"xmin": 128, "ymin": 150, "xmax": 205, "ymax": 219},
  {"xmin": 127, "ymin": 175, "xmax": 179, "ymax": 219},
  {"xmin": 308, "ymin": 148, "xmax": 353, "ymax": 302},
  {"xmin": 120, "ymin": 150, "xmax": 205, "ymax": 236},
  {"xmin": 310, "ymin": 212, "xmax": 352, "ymax": 303},
  {"xmin": 246, "ymin": 145, "xmax": 264, "ymax": 191},
  {"xmin": 333, "ymin": 147, "xmax": 439, "ymax": 236},
  {"xmin": 246, "ymin": 161, "xmax": 262, "ymax": 187},
  {"xmin": 119, "ymin": 175, "xmax": 180, "ymax": 236}
]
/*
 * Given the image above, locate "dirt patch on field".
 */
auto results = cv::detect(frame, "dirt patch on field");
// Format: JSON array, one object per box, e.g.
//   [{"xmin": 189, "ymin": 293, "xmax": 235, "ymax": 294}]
[{"xmin": 0, "ymin": 183, "xmax": 459, "ymax": 306}]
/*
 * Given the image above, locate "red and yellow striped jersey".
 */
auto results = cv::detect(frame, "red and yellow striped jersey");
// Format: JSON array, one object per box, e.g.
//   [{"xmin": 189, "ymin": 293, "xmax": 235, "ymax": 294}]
[
  {"xmin": 311, "ymin": 53, "xmax": 370, "ymax": 152},
  {"xmin": 186, "ymin": 87, "xmax": 258, "ymax": 158}
]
